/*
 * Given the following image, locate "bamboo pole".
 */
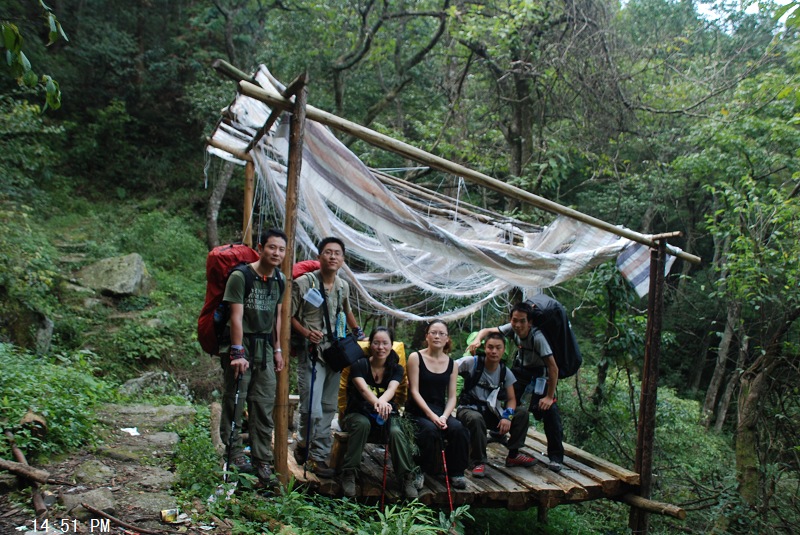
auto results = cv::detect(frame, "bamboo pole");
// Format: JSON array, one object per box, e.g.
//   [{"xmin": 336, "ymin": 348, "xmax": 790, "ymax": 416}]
[
  {"xmin": 206, "ymin": 137, "xmax": 252, "ymax": 162},
  {"xmin": 243, "ymin": 161, "xmax": 255, "ymax": 246},
  {"xmin": 230, "ymin": 74, "xmax": 700, "ymax": 265},
  {"xmin": 274, "ymin": 74, "xmax": 308, "ymax": 486}
]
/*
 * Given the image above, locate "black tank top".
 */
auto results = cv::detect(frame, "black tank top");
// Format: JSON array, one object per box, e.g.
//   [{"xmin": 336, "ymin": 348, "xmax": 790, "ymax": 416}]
[{"xmin": 407, "ymin": 351, "xmax": 453, "ymax": 416}]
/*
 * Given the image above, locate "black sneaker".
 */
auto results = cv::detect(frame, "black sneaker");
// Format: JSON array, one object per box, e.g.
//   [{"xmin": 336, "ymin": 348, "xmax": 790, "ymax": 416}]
[
  {"xmin": 548, "ymin": 460, "xmax": 563, "ymax": 472},
  {"xmin": 294, "ymin": 446, "xmax": 308, "ymax": 465}
]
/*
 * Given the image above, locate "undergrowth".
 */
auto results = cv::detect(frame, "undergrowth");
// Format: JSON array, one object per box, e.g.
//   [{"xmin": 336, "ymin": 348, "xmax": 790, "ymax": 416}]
[
  {"xmin": 173, "ymin": 408, "xmax": 473, "ymax": 534},
  {"xmin": 0, "ymin": 343, "xmax": 115, "ymax": 460}
]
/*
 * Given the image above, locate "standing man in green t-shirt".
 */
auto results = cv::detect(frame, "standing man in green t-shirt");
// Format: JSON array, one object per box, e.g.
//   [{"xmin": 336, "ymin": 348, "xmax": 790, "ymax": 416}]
[{"xmin": 220, "ymin": 229, "xmax": 287, "ymax": 485}]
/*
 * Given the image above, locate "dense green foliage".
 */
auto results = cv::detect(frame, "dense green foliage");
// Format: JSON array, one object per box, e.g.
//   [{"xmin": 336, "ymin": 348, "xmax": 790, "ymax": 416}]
[{"xmin": 0, "ymin": 343, "xmax": 114, "ymax": 459}]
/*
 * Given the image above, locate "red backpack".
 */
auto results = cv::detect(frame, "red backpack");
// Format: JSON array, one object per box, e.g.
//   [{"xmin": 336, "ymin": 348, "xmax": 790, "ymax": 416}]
[{"xmin": 197, "ymin": 244, "xmax": 260, "ymax": 355}]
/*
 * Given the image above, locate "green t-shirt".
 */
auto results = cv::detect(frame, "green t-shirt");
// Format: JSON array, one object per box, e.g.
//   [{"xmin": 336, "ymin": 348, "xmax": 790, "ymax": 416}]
[{"xmin": 223, "ymin": 266, "xmax": 285, "ymax": 356}]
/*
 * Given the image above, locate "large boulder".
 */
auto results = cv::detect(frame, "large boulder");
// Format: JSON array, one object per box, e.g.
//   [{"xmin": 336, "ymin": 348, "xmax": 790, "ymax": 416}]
[{"xmin": 75, "ymin": 253, "xmax": 153, "ymax": 297}]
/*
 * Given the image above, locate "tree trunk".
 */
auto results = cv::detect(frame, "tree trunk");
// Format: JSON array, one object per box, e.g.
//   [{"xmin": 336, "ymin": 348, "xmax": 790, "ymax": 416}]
[
  {"xmin": 701, "ymin": 300, "xmax": 740, "ymax": 428},
  {"xmin": 688, "ymin": 330, "xmax": 711, "ymax": 396},
  {"xmin": 736, "ymin": 306, "xmax": 800, "ymax": 507},
  {"xmin": 714, "ymin": 334, "xmax": 747, "ymax": 433},
  {"xmin": 736, "ymin": 367, "xmax": 766, "ymax": 506},
  {"xmin": 206, "ymin": 161, "xmax": 235, "ymax": 250},
  {"xmin": 593, "ymin": 283, "xmax": 617, "ymax": 405}
]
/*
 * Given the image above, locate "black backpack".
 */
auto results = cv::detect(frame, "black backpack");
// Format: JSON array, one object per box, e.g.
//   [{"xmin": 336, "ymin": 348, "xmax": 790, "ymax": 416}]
[
  {"xmin": 459, "ymin": 354, "xmax": 508, "ymax": 407},
  {"xmin": 524, "ymin": 295, "xmax": 583, "ymax": 379}
]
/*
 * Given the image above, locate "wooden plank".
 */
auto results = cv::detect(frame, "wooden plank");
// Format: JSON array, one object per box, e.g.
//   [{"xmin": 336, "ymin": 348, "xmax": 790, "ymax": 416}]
[
  {"xmin": 475, "ymin": 464, "xmax": 538, "ymax": 510},
  {"xmin": 283, "ymin": 429, "xmax": 643, "ymax": 511},
  {"xmin": 527, "ymin": 429, "xmax": 640, "ymax": 485},
  {"xmin": 519, "ymin": 438, "xmax": 622, "ymax": 496}
]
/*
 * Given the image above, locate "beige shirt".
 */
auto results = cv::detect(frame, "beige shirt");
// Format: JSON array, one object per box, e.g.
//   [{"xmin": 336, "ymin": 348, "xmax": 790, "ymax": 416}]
[{"xmin": 291, "ymin": 269, "xmax": 351, "ymax": 350}]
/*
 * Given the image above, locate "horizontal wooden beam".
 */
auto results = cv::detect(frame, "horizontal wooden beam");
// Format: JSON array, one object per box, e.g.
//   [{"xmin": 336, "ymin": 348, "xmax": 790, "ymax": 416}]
[
  {"xmin": 617, "ymin": 493, "xmax": 686, "ymax": 520},
  {"xmin": 206, "ymin": 137, "xmax": 252, "ymax": 162}
]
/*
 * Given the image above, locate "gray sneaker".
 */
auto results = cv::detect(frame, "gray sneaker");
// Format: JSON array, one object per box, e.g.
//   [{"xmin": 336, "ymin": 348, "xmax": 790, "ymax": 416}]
[
  {"xmin": 340, "ymin": 469, "xmax": 356, "ymax": 497},
  {"xmin": 549, "ymin": 461, "xmax": 563, "ymax": 473},
  {"xmin": 413, "ymin": 470, "xmax": 425, "ymax": 490},
  {"xmin": 402, "ymin": 473, "xmax": 419, "ymax": 499}
]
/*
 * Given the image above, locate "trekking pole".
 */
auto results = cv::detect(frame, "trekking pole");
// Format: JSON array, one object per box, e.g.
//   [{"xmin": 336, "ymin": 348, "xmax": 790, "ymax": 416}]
[
  {"xmin": 224, "ymin": 373, "xmax": 243, "ymax": 484},
  {"xmin": 381, "ymin": 415, "xmax": 390, "ymax": 511},
  {"xmin": 303, "ymin": 352, "xmax": 317, "ymax": 479},
  {"xmin": 439, "ymin": 430, "xmax": 454, "ymax": 516}
]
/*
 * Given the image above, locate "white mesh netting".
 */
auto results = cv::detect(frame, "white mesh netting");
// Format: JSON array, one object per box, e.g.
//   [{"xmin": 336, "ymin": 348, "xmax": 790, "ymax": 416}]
[{"xmin": 207, "ymin": 66, "xmax": 662, "ymax": 321}]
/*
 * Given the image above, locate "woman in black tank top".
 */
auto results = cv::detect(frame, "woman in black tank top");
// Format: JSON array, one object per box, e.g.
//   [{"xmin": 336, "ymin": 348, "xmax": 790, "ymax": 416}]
[{"xmin": 406, "ymin": 320, "xmax": 470, "ymax": 488}]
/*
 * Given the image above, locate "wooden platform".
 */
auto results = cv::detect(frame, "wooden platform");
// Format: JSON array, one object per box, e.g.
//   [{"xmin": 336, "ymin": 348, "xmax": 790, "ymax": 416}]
[{"xmin": 286, "ymin": 428, "xmax": 640, "ymax": 511}]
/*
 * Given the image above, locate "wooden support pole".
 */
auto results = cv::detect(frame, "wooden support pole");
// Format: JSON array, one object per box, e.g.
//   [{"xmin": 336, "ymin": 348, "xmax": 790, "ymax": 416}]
[
  {"xmin": 618, "ymin": 494, "xmax": 686, "ymax": 520},
  {"xmin": 629, "ymin": 240, "xmax": 667, "ymax": 534},
  {"xmin": 243, "ymin": 161, "xmax": 255, "ymax": 246},
  {"xmin": 206, "ymin": 137, "xmax": 252, "ymax": 162},
  {"xmin": 212, "ymin": 59, "xmax": 258, "ymax": 86},
  {"xmin": 228, "ymin": 71, "xmax": 701, "ymax": 266},
  {"xmin": 274, "ymin": 73, "xmax": 308, "ymax": 486}
]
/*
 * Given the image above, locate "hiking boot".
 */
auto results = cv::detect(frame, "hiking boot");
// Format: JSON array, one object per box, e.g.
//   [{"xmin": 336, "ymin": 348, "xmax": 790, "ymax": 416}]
[
  {"xmin": 548, "ymin": 460, "xmax": 563, "ymax": 473},
  {"xmin": 230, "ymin": 455, "xmax": 255, "ymax": 474},
  {"xmin": 308, "ymin": 459, "xmax": 336, "ymax": 478},
  {"xmin": 340, "ymin": 469, "xmax": 356, "ymax": 497},
  {"xmin": 255, "ymin": 462, "xmax": 274, "ymax": 485},
  {"xmin": 413, "ymin": 471, "xmax": 425, "ymax": 490},
  {"xmin": 402, "ymin": 473, "xmax": 419, "ymax": 499},
  {"xmin": 450, "ymin": 475, "xmax": 467, "ymax": 490},
  {"xmin": 293, "ymin": 445, "xmax": 308, "ymax": 465},
  {"xmin": 505, "ymin": 453, "xmax": 536, "ymax": 467},
  {"xmin": 471, "ymin": 464, "xmax": 486, "ymax": 478}
]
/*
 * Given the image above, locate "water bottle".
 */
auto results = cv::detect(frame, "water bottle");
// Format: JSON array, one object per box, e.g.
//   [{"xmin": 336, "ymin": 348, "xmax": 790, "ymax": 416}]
[
  {"xmin": 534, "ymin": 376, "xmax": 547, "ymax": 396},
  {"xmin": 519, "ymin": 381, "xmax": 535, "ymax": 409}
]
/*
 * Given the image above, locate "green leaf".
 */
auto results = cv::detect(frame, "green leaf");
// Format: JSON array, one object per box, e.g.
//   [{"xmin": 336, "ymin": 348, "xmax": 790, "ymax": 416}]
[{"xmin": 22, "ymin": 69, "xmax": 38, "ymax": 87}]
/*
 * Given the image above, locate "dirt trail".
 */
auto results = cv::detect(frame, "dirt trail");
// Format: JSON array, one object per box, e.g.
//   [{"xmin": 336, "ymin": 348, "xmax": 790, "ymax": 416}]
[{"xmin": 0, "ymin": 403, "xmax": 226, "ymax": 535}]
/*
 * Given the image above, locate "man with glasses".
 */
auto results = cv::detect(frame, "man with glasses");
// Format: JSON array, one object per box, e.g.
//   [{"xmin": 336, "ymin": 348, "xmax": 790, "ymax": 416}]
[{"xmin": 291, "ymin": 237, "xmax": 362, "ymax": 478}]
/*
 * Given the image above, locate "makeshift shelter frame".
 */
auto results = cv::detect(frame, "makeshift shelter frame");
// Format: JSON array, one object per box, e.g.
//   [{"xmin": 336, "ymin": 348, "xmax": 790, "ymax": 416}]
[{"xmin": 209, "ymin": 61, "xmax": 698, "ymax": 533}]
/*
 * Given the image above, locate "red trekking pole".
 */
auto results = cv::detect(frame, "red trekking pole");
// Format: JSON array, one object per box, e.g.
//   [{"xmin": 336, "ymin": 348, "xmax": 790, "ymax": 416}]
[{"xmin": 439, "ymin": 432, "xmax": 454, "ymax": 516}]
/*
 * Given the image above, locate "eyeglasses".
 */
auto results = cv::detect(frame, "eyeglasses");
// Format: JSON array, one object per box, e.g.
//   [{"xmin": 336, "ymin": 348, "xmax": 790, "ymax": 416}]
[
  {"xmin": 428, "ymin": 331, "xmax": 448, "ymax": 337},
  {"xmin": 321, "ymin": 250, "xmax": 343, "ymax": 257}
]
